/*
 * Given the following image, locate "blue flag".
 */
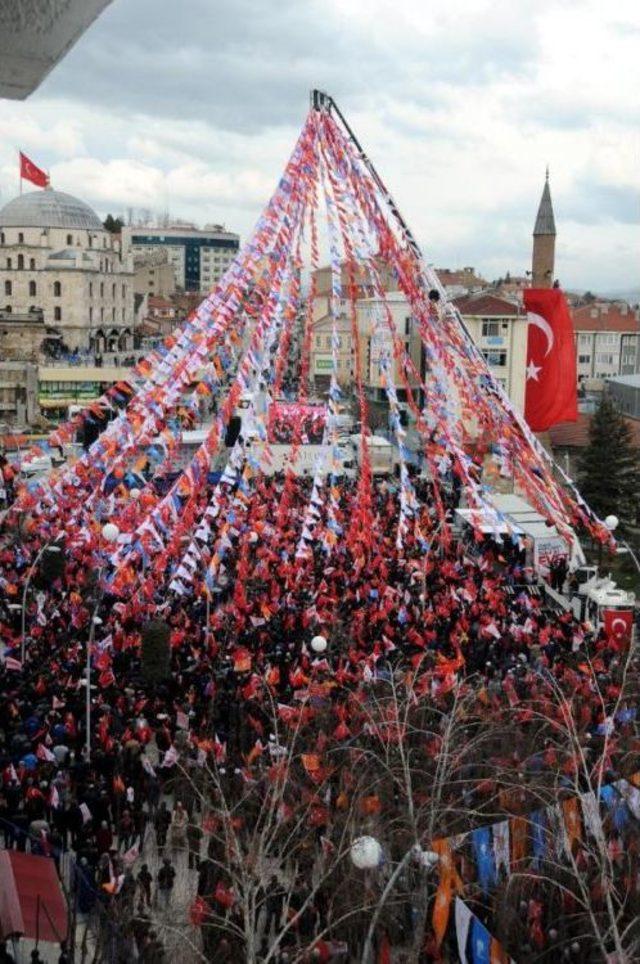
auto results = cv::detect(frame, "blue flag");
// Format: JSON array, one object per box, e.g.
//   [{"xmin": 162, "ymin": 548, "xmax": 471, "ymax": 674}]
[
  {"xmin": 531, "ymin": 809, "xmax": 547, "ymax": 865},
  {"xmin": 470, "ymin": 916, "xmax": 491, "ymax": 964},
  {"xmin": 472, "ymin": 826, "xmax": 496, "ymax": 893}
]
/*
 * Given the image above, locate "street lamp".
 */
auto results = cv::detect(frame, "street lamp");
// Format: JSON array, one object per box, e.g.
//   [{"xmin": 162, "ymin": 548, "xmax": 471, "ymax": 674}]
[
  {"xmin": 85, "ymin": 522, "xmax": 120, "ymax": 761},
  {"xmin": 604, "ymin": 515, "xmax": 640, "ymax": 579},
  {"xmin": 311, "ymin": 634, "xmax": 328, "ymax": 654},
  {"xmin": 21, "ymin": 541, "xmax": 63, "ymax": 664},
  {"xmin": 350, "ymin": 836, "xmax": 439, "ymax": 963}
]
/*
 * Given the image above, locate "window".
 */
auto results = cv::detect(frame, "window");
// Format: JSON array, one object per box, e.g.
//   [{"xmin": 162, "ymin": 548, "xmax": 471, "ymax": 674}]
[
  {"xmin": 29, "ymin": 258, "xmax": 35, "ymax": 269},
  {"xmin": 404, "ymin": 316, "xmax": 412, "ymax": 336},
  {"xmin": 6, "ymin": 258, "xmax": 11, "ymax": 269},
  {"xmin": 100, "ymin": 282, "xmax": 104, "ymax": 298},
  {"xmin": 89, "ymin": 282, "xmax": 93, "ymax": 297},
  {"xmin": 29, "ymin": 281, "xmax": 36, "ymax": 297},
  {"xmin": 5, "ymin": 305, "xmax": 11, "ymax": 313},
  {"xmin": 315, "ymin": 336, "xmax": 322, "ymax": 348},
  {"xmin": 18, "ymin": 232, "xmax": 24, "ymax": 244},
  {"xmin": 482, "ymin": 321, "xmax": 500, "ymax": 337},
  {"xmin": 89, "ymin": 307, "xmax": 93, "ymax": 323},
  {"xmin": 54, "ymin": 306, "xmax": 62, "ymax": 321},
  {"xmin": 122, "ymin": 284, "xmax": 125, "ymax": 298},
  {"xmin": 4, "ymin": 281, "xmax": 11, "ymax": 295},
  {"xmin": 17, "ymin": 254, "xmax": 24, "ymax": 270},
  {"xmin": 482, "ymin": 349, "xmax": 507, "ymax": 367},
  {"xmin": 578, "ymin": 354, "xmax": 591, "ymax": 364},
  {"xmin": 66, "ymin": 234, "xmax": 73, "ymax": 245},
  {"xmin": 53, "ymin": 281, "xmax": 61, "ymax": 297},
  {"xmin": 0, "ymin": 233, "xmax": 4, "ymax": 244},
  {"xmin": 100, "ymin": 308, "xmax": 104, "ymax": 322}
]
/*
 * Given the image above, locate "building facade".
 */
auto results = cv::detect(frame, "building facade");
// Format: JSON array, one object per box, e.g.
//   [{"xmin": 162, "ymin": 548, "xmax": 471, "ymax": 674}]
[
  {"xmin": 572, "ymin": 302, "xmax": 640, "ymax": 383},
  {"xmin": 122, "ymin": 223, "xmax": 240, "ymax": 293},
  {"xmin": 309, "ymin": 270, "xmax": 527, "ymax": 413},
  {"xmin": 453, "ymin": 294, "xmax": 528, "ymax": 411},
  {"xmin": 133, "ymin": 250, "xmax": 175, "ymax": 299},
  {"xmin": 0, "ymin": 189, "xmax": 134, "ymax": 354}
]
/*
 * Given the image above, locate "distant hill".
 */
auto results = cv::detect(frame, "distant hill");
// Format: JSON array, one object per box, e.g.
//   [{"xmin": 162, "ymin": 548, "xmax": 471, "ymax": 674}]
[{"xmin": 601, "ymin": 288, "xmax": 640, "ymax": 304}]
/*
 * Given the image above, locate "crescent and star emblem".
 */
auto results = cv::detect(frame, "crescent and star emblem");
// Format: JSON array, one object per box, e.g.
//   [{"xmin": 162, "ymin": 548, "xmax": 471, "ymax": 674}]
[{"xmin": 526, "ymin": 311, "xmax": 555, "ymax": 381}]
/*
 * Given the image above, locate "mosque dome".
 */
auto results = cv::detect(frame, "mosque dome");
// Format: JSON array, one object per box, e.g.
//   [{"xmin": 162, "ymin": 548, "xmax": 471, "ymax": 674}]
[{"xmin": 0, "ymin": 188, "xmax": 104, "ymax": 231}]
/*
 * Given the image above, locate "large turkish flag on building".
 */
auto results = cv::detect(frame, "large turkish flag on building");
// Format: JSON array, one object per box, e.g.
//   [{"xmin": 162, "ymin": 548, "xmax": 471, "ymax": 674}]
[
  {"xmin": 603, "ymin": 609, "xmax": 634, "ymax": 645},
  {"xmin": 19, "ymin": 152, "xmax": 49, "ymax": 188},
  {"xmin": 523, "ymin": 288, "xmax": 577, "ymax": 431}
]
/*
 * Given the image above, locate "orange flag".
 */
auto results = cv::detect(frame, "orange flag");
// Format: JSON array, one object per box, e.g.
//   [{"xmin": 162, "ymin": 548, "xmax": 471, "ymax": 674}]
[
  {"xmin": 562, "ymin": 797, "xmax": 582, "ymax": 852},
  {"xmin": 510, "ymin": 815, "xmax": 528, "ymax": 867},
  {"xmin": 431, "ymin": 838, "xmax": 464, "ymax": 948},
  {"xmin": 490, "ymin": 937, "xmax": 510, "ymax": 964}
]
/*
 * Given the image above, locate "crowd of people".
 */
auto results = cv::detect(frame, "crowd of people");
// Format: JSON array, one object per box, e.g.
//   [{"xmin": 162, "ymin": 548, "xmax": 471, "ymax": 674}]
[{"xmin": 0, "ymin": 460, "xmax": 637, "ymax": 961}]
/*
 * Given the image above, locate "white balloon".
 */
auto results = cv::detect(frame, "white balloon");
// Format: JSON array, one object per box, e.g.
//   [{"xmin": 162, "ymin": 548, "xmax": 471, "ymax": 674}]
[
  {"xmin": 604, "ymin": 515, "xmax": 619, "ymax": 532},
  {"xmin": 311, "ymin": 635, "xmax": 327, "ymax": 653},
  {"xmin": 350, "ymin": 835, "xmax": 382, "ymax": 869},
  {"xmin": 101, "ymin": 522, "xmax": 120, "ymax": 543}
]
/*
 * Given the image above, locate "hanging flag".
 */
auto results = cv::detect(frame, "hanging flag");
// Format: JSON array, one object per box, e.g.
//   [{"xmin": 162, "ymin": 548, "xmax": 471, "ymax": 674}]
[
  {"xmin": 455, "ymin": 897, "xmax": 472, "ymax": 964},
  {"xmin": 472, "ymin": 826, "xmax": 496, "ymax": 893},
  {"xmin": 603, "ymin": 609, "xmax": 633, "ymax": 645},
  {"xmin": 20, "ymin": 151, "xmax": 49, "ymax": 188},
  {"xmin": 523, "ymin": 288, "xmax": 577, "ymax": 431},
  {"xmin": 470, "ymin": 916, "xmax": 491, "ymax": 964}
]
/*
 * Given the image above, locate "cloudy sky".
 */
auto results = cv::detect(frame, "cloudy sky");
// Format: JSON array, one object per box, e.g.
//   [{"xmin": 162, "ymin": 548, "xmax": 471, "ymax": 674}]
[{"xmin": 0, "ymin": 0, "xmax": 638, "ymax": 291}]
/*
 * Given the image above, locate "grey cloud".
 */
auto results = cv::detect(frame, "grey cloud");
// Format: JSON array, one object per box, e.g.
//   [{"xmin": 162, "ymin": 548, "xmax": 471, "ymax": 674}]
[
  {"xmin": 35, "ymin": 0, "xmax": 539, "ymax": 132},
  {"xmin": 563, "ymin": 180, "xmax": 639, "ymax": 226}
]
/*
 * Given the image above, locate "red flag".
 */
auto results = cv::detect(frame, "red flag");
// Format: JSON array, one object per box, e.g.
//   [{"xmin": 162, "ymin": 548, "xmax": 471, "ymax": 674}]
[
  {"xmin": 603, "ymin": 609, "xmax": 633, "ymax": 645},
  {"xmin": 20, "ymin": 152, "xmax": 49, "ymax": 188},
  {"xmin": 523, "ymin": 288, "xmax": 577, "ymax": 431}
]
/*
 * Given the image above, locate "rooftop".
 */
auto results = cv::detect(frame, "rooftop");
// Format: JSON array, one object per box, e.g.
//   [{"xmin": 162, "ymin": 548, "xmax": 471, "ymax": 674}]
[
  {"xmin": 607, "ymin": 374, "xmax": 640, "ymax": 389},
  {"xmin": 572, "ymin": 303, "xmax": 640, "ymax": 333},
  {"xmin": 0, "ymin": 189, "xmax": 103, "ymax": 231},
  {"xmin": 453, "ymin": 294, "xmax": 523, "ymax": 317},
  {"xmin": 549, "ymin": 411, "xmax": 640, "ymax": 448}
]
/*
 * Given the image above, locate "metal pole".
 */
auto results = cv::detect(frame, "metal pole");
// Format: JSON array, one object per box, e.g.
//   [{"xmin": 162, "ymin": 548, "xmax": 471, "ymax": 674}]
[
  {"xmin": 361, "ymin": 849, "xmax": 414, "ymax": 964},
  {"xmin": 21, "ymin": 541, "xmax": 50, "ymax": 664},
  {"xmin": 205, "ymin": 588, "xmax": 211, "ymax": 650},
  {"xmin": 86, "ymin": 567, "xmax": 104, "ymax": 763}
]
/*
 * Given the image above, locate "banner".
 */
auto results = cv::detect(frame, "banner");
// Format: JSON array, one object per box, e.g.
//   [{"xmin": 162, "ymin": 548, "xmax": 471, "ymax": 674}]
[
  {"xmin": 523, "ymin": 288, "xmax": 577, "ymax": 432},
  {"xmin": 268, "ymin": 402, "xmax": 326, "ymax": 444}
]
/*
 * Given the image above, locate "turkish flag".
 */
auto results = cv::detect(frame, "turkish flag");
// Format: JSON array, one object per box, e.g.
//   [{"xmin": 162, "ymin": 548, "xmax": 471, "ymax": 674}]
[
  {"xmin": 523, "ymin": 288, "xmax": 577, "ymax": 431},
  {"xmin": 19, "ymin": 152, "xmax": 49, "ymax": 188},
  {"xmin": 603, "ymin": 609, "xmax": 633, "ymax": 644}
]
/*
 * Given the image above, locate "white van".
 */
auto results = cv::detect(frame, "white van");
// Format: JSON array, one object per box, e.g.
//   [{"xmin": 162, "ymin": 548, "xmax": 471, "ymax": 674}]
[{"xmin": 348, "ymin": 434, "xmax": 397, "ymax": 476}]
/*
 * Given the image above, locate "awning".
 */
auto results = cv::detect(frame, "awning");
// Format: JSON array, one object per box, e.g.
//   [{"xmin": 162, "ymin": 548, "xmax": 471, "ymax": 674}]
[{"xmin": 0, "ymin": 851, "xmax": 68, "ymax": 943}]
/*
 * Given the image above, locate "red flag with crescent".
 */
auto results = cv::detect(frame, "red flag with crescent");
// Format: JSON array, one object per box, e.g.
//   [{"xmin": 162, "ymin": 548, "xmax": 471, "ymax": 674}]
[
  {"xmin": 20, "ymin": 152, "xmax": 49, "ymax": 188},
  {"xmin": 523, "ymin": 288, "xmax": 577, "ymax": 431},
  {"xmin": 603, "ymin": 609, "xmax": 633, "ymax": 645}
]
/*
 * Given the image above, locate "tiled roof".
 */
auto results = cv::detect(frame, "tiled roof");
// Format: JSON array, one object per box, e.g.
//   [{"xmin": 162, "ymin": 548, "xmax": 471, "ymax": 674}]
[
  {"xmin": 453, "ymin": 294, "xmax": 523, "ymax": 317},
  {"xmin": 572, "ymin": 304, "xmax": 640, "ymax": 333},
  {"xmin": 549, "ymin": 412, "xmax": 640, "ymax": 448}
]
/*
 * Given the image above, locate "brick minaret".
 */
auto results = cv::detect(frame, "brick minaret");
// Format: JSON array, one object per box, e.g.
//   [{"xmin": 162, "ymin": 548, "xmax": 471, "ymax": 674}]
[{"xmin": 532, "ymin": 169, "xmax": 556, "ymax": 288}]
